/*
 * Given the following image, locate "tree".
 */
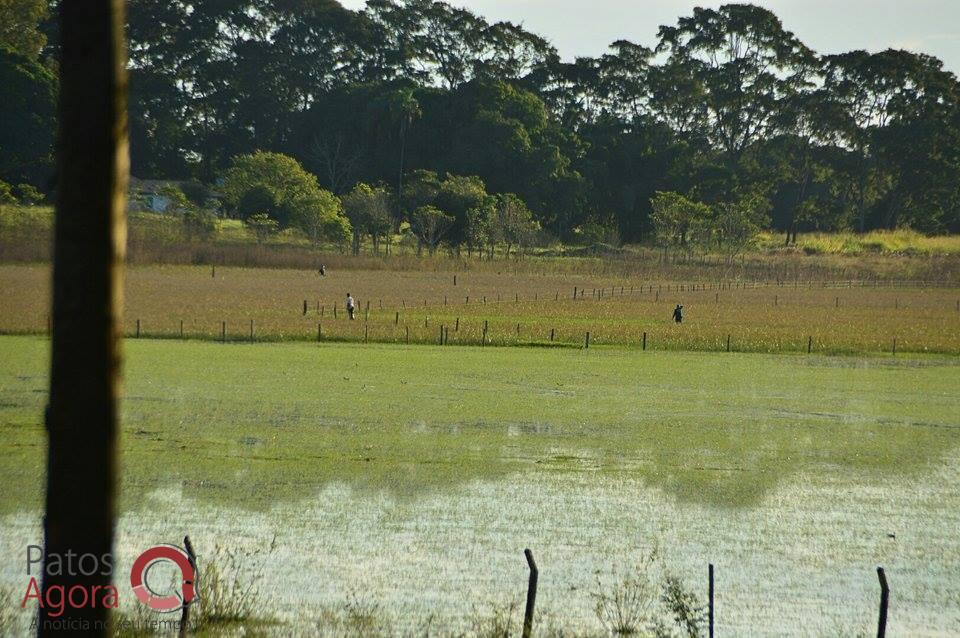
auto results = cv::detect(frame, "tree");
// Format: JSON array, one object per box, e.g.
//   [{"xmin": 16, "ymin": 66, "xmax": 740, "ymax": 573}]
[
  {"xmin": 410, "ymin": 204, "xmax": 453, "ymax": 255},
  {"xmin": 221, "ymin": 152, "xmax": 350, "ymax": 242},
  {"xmin": 182, "ymin": 209, "xmax": 218, "ymax": 241},
  {"xmin": 386, "ymin": 87, "xmax": 421, "ymax": 228},
  {"xmin": 435, "ymin": 173, "xmax": 489, "ymax": 251},
  {"xmin": 0, "ymin": 45, "xmax": 56, "ymax": 187},
  {"xmin": 157, "ymin": 184, "xmax": 193, "ymax": 214},
  {"xmin": 0, "ymin": 0, "xmax": 48, "ymax": 58},
  {"xmin": 656, "ymin": 5, "xmax": 815, "ymax": 167},
  {"xmin": 495, "ymin": 192, "xmax": 537, "ymax": 257},
  {"xmin": 649, "ymin": 191, "xmax": 710, "ymax": 258},
  {"xmin": 245, "ymin": 213, "xmax": 280, "ymax": 244},
  {"xmin": 465, "ymin": 196, "xmax": 496, "ymax": 258},
  {"xmin": 0, "ymin": 180, "xmax": 16, "ymax": 207},
  {"xmin": 710, "ymin": 191, "xmax": 771, "ymax": 260},
  {"xmin": 290, "ymin": 188, "xmax": 349, "ymax": 247},
  {"xmin": 341, "ymin": 182, "xmax": 392, "ymax": 254}
]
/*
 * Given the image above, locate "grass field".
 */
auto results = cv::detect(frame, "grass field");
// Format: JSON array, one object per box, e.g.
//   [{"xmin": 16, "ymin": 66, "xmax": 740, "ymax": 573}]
[
  {"xmin": 1, "ymin": 336, "xmax": 959, "ymax": 634},
  {"xmin": 3, "ymin": 264, "xmax": 959, "ymax": 355}
]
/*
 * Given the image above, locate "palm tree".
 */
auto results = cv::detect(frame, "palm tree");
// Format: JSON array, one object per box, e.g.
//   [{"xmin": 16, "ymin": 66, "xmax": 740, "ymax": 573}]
[{"xmin": 388, "ymin": 88, "xmax": 421, "ymax": 239}]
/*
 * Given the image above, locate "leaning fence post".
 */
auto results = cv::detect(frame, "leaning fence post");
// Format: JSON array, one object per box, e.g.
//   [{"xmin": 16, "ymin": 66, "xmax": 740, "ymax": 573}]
[
  {"xmin": 522, "ymin": 549, "xmax": 538, "ymax": 638},
  {"xmin": 877, "ymin": 567, "xmax": 889, "ymax": 638},
  {"xmin": 709, "ymin": 563, "xmax": 714, "ymax": 638},
  {"xmin": 179, "ymin": 535, "xmax": 197, "ymax": 637},
  {"xmin": 550, "ymin": 328, "xmax": 555, "ymax": 342}
]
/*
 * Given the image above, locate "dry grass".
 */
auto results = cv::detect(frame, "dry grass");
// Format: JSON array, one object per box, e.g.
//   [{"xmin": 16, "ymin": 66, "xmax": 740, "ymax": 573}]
[{"xmin": 2, "ymin": 264, "xmax": 958, "ymax": 354}]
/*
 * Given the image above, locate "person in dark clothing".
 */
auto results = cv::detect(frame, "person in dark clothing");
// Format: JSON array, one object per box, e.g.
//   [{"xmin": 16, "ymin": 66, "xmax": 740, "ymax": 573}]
[{"xmin": 672, "ymin": 304, "xmax": 683, "ymax": 324}]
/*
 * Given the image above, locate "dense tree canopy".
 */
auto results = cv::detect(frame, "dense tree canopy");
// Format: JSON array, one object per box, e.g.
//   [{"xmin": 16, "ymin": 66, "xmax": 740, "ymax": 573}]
[{"xmin": 9, "ymin": 1, "xmax": 960, "ymax": 240}]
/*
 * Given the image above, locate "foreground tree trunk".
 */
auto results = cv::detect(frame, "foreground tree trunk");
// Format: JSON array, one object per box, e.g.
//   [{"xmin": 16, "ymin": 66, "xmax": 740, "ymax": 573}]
[{"xmin": 41, "ymin": 1, "xmax": 128, "ymax": 635}]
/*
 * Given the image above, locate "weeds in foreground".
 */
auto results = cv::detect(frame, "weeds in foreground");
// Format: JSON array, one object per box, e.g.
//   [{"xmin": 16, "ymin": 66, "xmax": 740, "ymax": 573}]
[
  {"xmin": 194, "ymin": 534, "xmax": 277, "ymax": 629},
  {"xmin": 0, "ymin": 586, "xmax": 21, "ymax": 635},
  {"xmin": 591, "ymin": 549, "xmax": 705, "ymax": 637},
  {"xmin": 466, "ymin": 600, "xmax": 522, "ymax": 638}
]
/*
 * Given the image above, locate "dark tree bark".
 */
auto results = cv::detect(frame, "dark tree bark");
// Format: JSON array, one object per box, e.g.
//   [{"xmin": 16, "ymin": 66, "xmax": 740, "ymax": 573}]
[{"xmin": 41, "ymin": 1, "xmax": 128, "ymax": 636}]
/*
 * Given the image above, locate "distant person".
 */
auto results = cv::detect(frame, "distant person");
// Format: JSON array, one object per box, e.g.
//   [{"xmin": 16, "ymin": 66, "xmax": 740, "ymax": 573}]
[
  {"xmin": 673, "ymin": 304, "xmax": 683, "ymax": 324},
  {"xmin": 346, "ymin": 293, "xmax": 356, "ymax": 320},
  {"xmin": 319, "ymin": 264, "xmax": 326, "ymax": 276}
]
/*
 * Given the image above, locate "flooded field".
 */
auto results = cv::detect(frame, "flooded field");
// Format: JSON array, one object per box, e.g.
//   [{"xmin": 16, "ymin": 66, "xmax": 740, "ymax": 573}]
[{"xmin": 1, "ymin": 337, "xmax": 958, "ymax": 634}]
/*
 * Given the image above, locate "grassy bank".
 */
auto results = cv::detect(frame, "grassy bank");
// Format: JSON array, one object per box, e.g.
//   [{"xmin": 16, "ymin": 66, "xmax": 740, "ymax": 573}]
[{"xmin": 3, "ymin": 264, "xmax": 959, "ymax": 355}]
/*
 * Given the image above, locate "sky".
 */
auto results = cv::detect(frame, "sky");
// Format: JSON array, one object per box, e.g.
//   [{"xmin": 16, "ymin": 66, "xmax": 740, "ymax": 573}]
[{"xmin": 338, "ymin": 0, "xmax": 960, "ymax": 73}]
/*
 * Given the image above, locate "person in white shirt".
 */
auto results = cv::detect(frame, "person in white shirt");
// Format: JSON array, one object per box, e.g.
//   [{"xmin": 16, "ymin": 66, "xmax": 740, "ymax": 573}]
[{"xmin": 346, "ymin": 293, "xmax": 356, "ymax": 320}]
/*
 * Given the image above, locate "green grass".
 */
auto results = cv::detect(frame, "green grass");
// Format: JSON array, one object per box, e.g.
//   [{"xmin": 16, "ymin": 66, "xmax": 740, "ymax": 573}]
[{"xmin": 1, "ymin": 336, "xmax": 959, "ymax": 633}]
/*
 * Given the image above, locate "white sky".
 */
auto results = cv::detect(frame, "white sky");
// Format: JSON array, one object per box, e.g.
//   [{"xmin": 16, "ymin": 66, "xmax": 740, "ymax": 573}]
[{"xmin": 338, "ymin": 0, "xmax": 960, "ymax": 74}]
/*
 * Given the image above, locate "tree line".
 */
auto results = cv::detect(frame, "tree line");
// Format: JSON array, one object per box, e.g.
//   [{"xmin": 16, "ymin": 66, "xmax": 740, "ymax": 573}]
[{"xmin": 2, "ymin": 0, "xmax": 960, "ymax": 248}]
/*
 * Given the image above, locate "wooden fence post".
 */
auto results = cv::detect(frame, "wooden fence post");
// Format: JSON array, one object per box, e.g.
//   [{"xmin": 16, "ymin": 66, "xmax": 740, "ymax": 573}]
[
  {"xmin": 709, "ymin": 563, "xmax": 714, "ymax": 638},
  {"xmin": 642, "ymin": 332, "xmax": 647, "ymax": 351},
  {"xmin": 726, "ymin": 335, "xmax": 731, "ymax": 352},
  {"xmin": 395, "ymin": 311, "xmax": 399, "ymax": 325},
  {"xmin": 179, "ymin": 535, "xmax": 197, "ymax": 637},
  {"xmin": 892, "ymin": 338, "xmax": 897, "ymax": 356},
  {"xmin": 303, "ymin": 299, "xmax": 307, "ymax": 316},
  {"xmin": 550, "ymin": 328, "xmax": 555, "ymax": 342},
  {"xmin": 455, "ymin": 317, "xmax": 460, "ymax": 331},
  {"xmin": 453, "ymin": 274, "xmax": 457, "ymax": 286},
  {"xmin": 317, "ymin": 323, "xmax": 322, "ymax": 341},
  {"xmin": 522, "ymin": 549, "xmax": 538, "ymax": 638},
  {"xmin": 877, "ymin": 567, "xmax": 889, "ymax": 638},
  {"xmin": 584, "ymin": 331, "xmax": 590, "ymax": 348},
  {"xmin": 807, "ymin": 336, "xmax": 812, "ymax": 354},
  {"xmin": 365, "ymin": 324, "xmax": 369, "ymax": 343},
  {"xmin": 211, "ymin": 265, "xmax": 215, "ymax": 278},
  {"xmin": 439, "ymin": 325, "xmax": 444, "ymax": 345},
  {"xmin": 249, "ymin": 319, "xmax": 254, "ymax": 342}
]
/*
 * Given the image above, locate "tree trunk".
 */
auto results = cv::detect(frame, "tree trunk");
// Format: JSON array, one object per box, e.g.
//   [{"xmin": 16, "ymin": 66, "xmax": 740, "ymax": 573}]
[{"xmin": 42, "ymin": 1, "xmax": 127, "ymax": 636}]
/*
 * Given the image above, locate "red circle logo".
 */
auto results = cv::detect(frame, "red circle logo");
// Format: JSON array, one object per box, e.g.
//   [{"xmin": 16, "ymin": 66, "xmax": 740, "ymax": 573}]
[{"xmin": 129, "ymin": 545, "xmax": 197, "ymax": 612}]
